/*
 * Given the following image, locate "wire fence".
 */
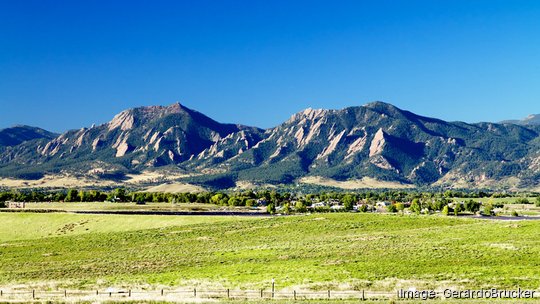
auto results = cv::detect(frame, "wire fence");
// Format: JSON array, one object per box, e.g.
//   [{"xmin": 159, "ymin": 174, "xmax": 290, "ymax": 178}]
[
  {"xmin": 0, "ymin": 288, "xmax": 396, "ymax": 301},
  {"xmin": 0, "ymin": 288, "xmax": 538, "ymax": 302}
]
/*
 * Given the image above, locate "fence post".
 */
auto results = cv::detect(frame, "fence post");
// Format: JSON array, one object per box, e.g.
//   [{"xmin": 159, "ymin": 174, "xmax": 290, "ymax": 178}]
[
  {"xmin": 109, "ymin": 292, "xmax": 112, "ymax": 297},
  {"xmin": 362, "ymin": 290, "xmax": 365, "ymax": 301},
  {"xmin": 128, "ymin": 289, "xmax": 131, "ymax": 297},
  {"xmin": 65, "ymin": 290, "xmax": 67, "ymax": 297},
  {"xmin": 32, "ymin": 289, "xmax": 35, "ymax": 299},
  {"xmin": 328, "ymin": 290, "xmax": 331, "ymax": 299},
  {"xmin": 227, "ymin": 288, "xmax": 230, "ymax": 298},
  {"xmin": 260, "ymin": 289, "xmax": 263, "ymax": 298},
  {"xmin": 294, "ymin": 290, "xmax": 296, "ymax": 300},
  {"xmin": 193, "ymin": 288, "xmax": 197, "ymax": 297},
  {"xmin": 161, "ymin": 289, "xmax": 164, "ymax": 296},
  {"xmin": 1, "ymin": 290, "xmax": 3, "ymax": 296},
  {"xmin": 96, "ymin": 290, "xmax": 99, "ymax": 296}
]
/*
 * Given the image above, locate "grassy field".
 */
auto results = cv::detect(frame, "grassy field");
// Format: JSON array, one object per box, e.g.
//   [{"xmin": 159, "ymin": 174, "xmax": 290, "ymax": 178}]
[
  {"xmin": 453, "ymin": 197, "xmax": 538, "ymax": 205},
  {"xmin": 0, "ymin": 212, "xmax": 254, "ymax": 242},
  {"xmin": 500, "ymin": 204, "xmax": 540, "ymax": 216},
  {"xmin": 451, "ymin": 197, "xmax": 540, "ymax": 216},
  {"xmin": 19, "ymin": 202, "xmax": 260, "ymax": 212},
  {"xmin": 1, "ymin": 212, "xmax": 540, "ymax": 295}
]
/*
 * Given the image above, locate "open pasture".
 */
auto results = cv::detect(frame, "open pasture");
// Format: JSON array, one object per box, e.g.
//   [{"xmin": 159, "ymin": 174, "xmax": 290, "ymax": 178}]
[
  {"xmin": 19, "ymin": 202, "xmax": 258, "ymax": 212},
  {"xmin": 0, "ymin": 212, "xmax": 539, "ymax": 294}
]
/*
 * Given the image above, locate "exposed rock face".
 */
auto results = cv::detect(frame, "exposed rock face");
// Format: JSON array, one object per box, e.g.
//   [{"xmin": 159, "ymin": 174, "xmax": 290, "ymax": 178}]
[
  {"xmin": 318, "ymin": 130, "xmax": 346, "ymax": 159},
  {"xmin": 370, "ymin": 155, "xmax": 395, "ymax": 171},
  {"xmin": 108, "ymin": 110, "xmax": 135, "ymax": 131},
  {"xmin": 2, "ymin": 101, "xmax": 540, "ymax": 190},
  {"xmin": 369, "ymin": 128, "xmax": 385, "ymax": 157},
  {"xmin": 288, "ymin": 108, "xmax": 329, "ymax": 123},
  {"xmin": 115, "ymin": 142, "xmax": 131, "ymax": 157},
  {"xmin": 41, "ymin": 134, "xmax": 70, "ymax": 156},
  {"xmin": 346, "ymin": 134, "xmax": 366, "ymax": 160},
  {"xmin": 92, "ymin": 138, "xmax": 103, "ymax": 152}
]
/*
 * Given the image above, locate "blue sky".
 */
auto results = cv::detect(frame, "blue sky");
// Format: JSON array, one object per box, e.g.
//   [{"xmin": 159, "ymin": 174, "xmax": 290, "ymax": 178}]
[{"xmin": 1, "ymin": 0, "xmax": 539, "ymax": 132}]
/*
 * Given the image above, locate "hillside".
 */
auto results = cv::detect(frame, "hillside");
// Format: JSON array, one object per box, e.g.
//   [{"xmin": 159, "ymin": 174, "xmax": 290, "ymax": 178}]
[
  {"xmin": 501, "ymin": 114, "xmax": 540, "ymax": 126},
  {"xmin": 1, "ymin": 101, "xmax": 539, "ymax": 190},
  {"xmin": 0, "ymin": 125, "xmax": 57, "ymax": 146}
]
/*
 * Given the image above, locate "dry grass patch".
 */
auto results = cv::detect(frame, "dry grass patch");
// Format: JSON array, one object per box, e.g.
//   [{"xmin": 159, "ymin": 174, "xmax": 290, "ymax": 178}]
[{"xmin": 300, "ymin": 176, "xmax": 413, "ymax": 189}]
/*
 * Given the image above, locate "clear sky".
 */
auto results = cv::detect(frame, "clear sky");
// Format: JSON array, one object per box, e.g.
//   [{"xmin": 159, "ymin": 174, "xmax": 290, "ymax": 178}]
[{"xmin": 1, "ymin": 0, "xmax": 539, "ymax": 132}]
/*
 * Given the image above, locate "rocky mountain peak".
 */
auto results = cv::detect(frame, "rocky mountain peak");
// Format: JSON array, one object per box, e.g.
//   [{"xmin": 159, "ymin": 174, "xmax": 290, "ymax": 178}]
[
  {"xmin": 108, "ymin": 110, "xmax": 135, "ymax": 131},
  {"xmin": 3, "ymin": 101, "xmax": 540, "ymax": 190},
  {"xmin": 363, "ymin": 101, "xmax": 405, "ymax": 116},
  {"xmin": 107, "ymin": 102, "xmax": 193, "ymax": 131},
  {"xmin": 288, "ymin": 108, "xmax": 329, "ymax": 123}
]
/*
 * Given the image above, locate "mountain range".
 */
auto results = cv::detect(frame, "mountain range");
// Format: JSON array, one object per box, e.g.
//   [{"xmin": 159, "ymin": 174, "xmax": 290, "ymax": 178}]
[
  {"xmin": 501, "ymin": 114, "xmax": 540, "ymax": 126},
  {"xmin": 1, "ymin": 101, "xmax": 540, "ymax": 190}
]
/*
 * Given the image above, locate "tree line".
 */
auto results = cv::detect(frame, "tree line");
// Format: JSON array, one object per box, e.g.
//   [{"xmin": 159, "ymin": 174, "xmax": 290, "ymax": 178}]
[{"xmin": 1, "ymin": 188, "xmax": 539, "ymax": 213}]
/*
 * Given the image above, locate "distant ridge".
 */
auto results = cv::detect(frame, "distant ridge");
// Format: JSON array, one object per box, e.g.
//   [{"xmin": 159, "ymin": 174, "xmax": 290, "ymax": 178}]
[
  {"xmin": 501, "ymin": 114, "xmax": 540, "ymax": 126},
  {"xmin": 1, "ymin": 101, "xmax": 539, "ymax": 190},
  {"xmin": 0, "ymin": 125, "xmax": 57, "ymax": 146}
]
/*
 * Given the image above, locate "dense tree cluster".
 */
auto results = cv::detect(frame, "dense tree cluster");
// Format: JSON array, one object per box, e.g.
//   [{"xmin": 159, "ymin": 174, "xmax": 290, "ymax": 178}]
[{"xmin": 0, "ymin": 188, "xmax": 537, "ymax": 216}]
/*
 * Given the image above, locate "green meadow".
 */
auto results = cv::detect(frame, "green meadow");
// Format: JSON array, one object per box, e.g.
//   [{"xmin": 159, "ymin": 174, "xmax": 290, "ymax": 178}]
[
  {"xmin": 20, "ymin": 201, "xmax": 257, "ymax": 212},
  {"xmin": 1, "ymin": 212, "xmax": 539, "ymax": 293}
]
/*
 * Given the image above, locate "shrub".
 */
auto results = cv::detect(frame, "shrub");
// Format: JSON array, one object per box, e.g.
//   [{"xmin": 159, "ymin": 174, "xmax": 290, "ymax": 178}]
[
  {"xmin": 341, "ymin": 194, "xmax": 356, "ymax": 211},
  {"xmin": 282, "ymin": 203, "xmax": 291, "ymax": 215},
  {"xmin": 395, "ymin": 203, "xmax": 405, "ymax": 212},
  {"xmin": 492, "ymin": 202, "xmax": 504, "ymax": 208},
  {"xmin": 267, "ymin": 203, "xmax": 276, "ymax": 214},
  {"xmin": 387, "ymin": 204, "xmax": 398, "ymax": 213},
  {"xmin": 218, "ymin": 197, "xmax": 228, "ymax": 206},
  {"xmin": 515, "ymin": 197, "xmax": 531, "ymax": 204},
  {"xmin": 65, "ymin": 189, "xmax": 78, "ymax": 202},
  {"xmin": 433, "ymin": 199, "xmax": 447, "ymax": 211},
  {"xmin": 454, "ymin": 203, "xmax": 462, "ymax": 216},
  {"xmin": 483, "ymin": 203, "xmax": 493, "ymax": 216},
  {"xmin": 245, "ymin": 199, "xmax": 255, "ymax": 207},
  {"xmin": 442, "ymin": 205, "xmax": 449, "ymax": 216},
  {"xmin": 512, "ymin": 210, "xmax": 519, "ymax": 217},
  {"xmin": 464, "ymin": 200, "xmax": 480, "ymax": 213},
  {"xmin": 313, "ymin": 206, "xmax": 331, "ymax": 213},
  {"xmin": 228, "ymin": 197, "xmax": 243, "ymax": 207},
  {"xmin": 295, "ymin": 201, "xmax": 307, "ymax": 213},
  {"xmin": 358, "ymin": 204, "xmax": 368, "ymax": 213},
  {"xmin": 536, "ymin": 197, "xmax": 540, "ymax": 207},
  {"xmin": 110, "ymin": 188, "xmax": 127, "ymax": 202},
  {"xmin": 410, "ymin": 199, "xmax": 421, "ymax": 214}
]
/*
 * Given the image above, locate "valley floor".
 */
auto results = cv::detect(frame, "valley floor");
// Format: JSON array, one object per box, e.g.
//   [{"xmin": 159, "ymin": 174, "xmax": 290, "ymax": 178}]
[{"xmin": 0, "ymin": 211, "xmax": 539, "ymax": 302}]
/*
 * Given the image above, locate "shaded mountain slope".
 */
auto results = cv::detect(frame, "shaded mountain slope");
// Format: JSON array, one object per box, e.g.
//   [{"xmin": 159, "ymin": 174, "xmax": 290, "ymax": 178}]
[{"xmin": 0, "ymin": 125, "xmax": 57, "ymax": 147}]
